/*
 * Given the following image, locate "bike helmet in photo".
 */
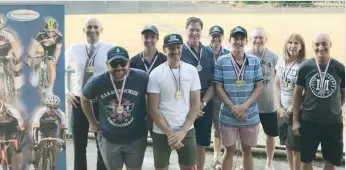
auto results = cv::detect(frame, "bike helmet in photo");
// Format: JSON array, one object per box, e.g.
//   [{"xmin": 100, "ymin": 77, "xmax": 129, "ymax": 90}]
[
  {"xmin": 44, "ymin": 17, "xmax": 58, "ymax": 31},
  {"xmin": 44, "ymin": 95, "xmax": 60, "ymax": 107}
]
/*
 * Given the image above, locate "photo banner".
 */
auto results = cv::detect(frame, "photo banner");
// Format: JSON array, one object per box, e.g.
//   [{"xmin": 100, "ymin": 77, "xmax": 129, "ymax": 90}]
[{"xmin": 0, "ymin": 4, "xmax": 65, "ymax": 170}]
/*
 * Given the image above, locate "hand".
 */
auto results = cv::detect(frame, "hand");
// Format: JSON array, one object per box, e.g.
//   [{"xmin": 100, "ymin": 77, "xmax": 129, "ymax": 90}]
[
  {"xmin": 196, "ymin": 110, "xmax": 205, "ymax": 119},
  {"xmin": 89, "ymin": 122, "xmax": 99, "ymax": 133},
  {"xmin": 232, "ymin": 104, "xmax": 246, "ymax": 115},
  {"xmin": 233, "ymin": 111, "xmax": 247, "ymax": 121},
  {"xmin": 172, "ymin": 141, "xmax": 184, "ymax": 150},
  {"xmin": 66, "ymin": 92, "xmax": 79, "ymax": 108},
  {"xmin": 278, "ymin": 108, "xmax": 289, "ymax": 120},
  {"xmin": 168, "ymin": 130, "xmax": 187, "ymax": 147},
  {"xmin": 292, "ymin": 121, "xmax": 301, "ymax": 136}
]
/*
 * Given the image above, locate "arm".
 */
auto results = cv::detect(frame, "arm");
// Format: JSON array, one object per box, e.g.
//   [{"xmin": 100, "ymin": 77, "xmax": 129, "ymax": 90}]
[
  {"xmin": 182, "ymin": 89, "xmax": 200, "ymax": 132},
  {"xmin": 28, "ymin": 34, "xmax": 41, "ymax": 58},
  {"xmin": 201, "ymin": 77, "xmax": 214, "ymax": 103},
  {"xmin": 80, "ymin": 94, "xmax": 98, "ymax": 125},
  {"xmin": 54, "ymin": 43, "xmax": 62, "ymax": 61},
  {"xmin": 243, "ymin": 81, "xmax": 263, "ymax": 109},
  {"xmin": 274, "ymin": 74, "xmax": 281, "ymax": 109},
  {"xmin": 215, "ymin": 82, "xmax": 235, "ymax": 109},
  {"xmin": 292, "ymin": 85, "xmax": 304, "ymax": 123},
  {"xmin": 341, "ymin": 89, "xmax": 345, "ymax": 107}
]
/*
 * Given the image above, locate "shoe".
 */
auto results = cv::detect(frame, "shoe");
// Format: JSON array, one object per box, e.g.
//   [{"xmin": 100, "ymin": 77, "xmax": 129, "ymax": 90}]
[{"xmin": 29, "ymin": 164, "xmax": 35, "ymax": 170}]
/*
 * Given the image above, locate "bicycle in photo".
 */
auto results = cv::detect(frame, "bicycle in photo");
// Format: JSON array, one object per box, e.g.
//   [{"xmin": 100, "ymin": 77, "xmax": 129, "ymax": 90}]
[
  {"xmin": 0, "ymin": 54, "xmax": 17, "ymax": 104},
  {"xmin": 35, "ymin": 137, "xmax": 65, "ymax": 170},
  {"xmin": 0, "ymin": 128, "xmax": 21, "ymax": 170}
]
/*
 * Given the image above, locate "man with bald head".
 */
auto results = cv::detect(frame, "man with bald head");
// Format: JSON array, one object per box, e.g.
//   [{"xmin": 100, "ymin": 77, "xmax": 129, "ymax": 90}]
[
  {"xmin": 246, "ymin": 27, "xmax": 279, "ymax": 170},
  {"xmin": 292, "ymin": 33, "xmax": 344, "ymax": 170},
  {"xmin": 65, "ymin": 16, "xmax": 114, "ymax": 170}
]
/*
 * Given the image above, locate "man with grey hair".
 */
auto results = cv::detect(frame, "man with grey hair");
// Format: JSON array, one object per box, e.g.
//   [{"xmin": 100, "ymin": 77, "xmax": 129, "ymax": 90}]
[
  {"xmin": 246, "ymin": 27, "xmax": 279, "ymax": 170},
  {"xmin": 65, "ymin": 17, "xmax": 114, "ymax": 170},
  {"xmin": 292, "ymin": 33, "xmax": 344, "ymax": 170}
]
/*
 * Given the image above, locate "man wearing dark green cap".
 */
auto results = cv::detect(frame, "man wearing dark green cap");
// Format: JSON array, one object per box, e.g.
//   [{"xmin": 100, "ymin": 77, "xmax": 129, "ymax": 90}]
[
  {"xmin": 81, "ymin": 46, "xmax": 149, "ymax": 170},
  {"xmin": 148, "ymin": 33, "xmax": 201, "ymax": 170}
]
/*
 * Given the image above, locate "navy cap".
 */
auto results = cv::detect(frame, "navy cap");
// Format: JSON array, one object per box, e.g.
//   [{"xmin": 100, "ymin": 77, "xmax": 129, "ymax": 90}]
[
  {"xmin": 163, "ymin": 33, "xmax": 183, "ymax": 47},
  {"xmin": 230, "ymin": 26, "xmax": 247, "ymax": 38},
  {"xmin": 209, "ymin": 25, "xmax": 224, "ymax": 36},
  {"xmin": 141, "ymin": 25, "xmax": 159, "ymax": 35},
  {"xmin": 107, "ymin": 46, "xmax": 129, "ymax": 62}
]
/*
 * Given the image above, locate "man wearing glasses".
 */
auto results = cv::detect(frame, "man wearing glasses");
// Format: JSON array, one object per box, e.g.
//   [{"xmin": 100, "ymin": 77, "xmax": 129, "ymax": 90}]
[{"xmin": 81, "ymin": 46, "xmax": 149, "ymax": 170}]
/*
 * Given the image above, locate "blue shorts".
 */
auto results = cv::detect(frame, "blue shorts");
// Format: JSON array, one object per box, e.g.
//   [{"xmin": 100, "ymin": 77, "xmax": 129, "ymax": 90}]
[{"xmin": 194, "ymin": 100, "xmax": 213, "ymax": 146}]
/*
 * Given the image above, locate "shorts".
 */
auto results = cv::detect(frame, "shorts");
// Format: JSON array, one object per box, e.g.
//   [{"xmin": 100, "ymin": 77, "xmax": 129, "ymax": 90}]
[
  {"xmin": 194, "ymin": 100, "xmax": 213, "ymax": 146},
  {"xmin": 212, "ymin": 97, "xmax": 222, "ymax": 138},
  {"xmin": 97, "ymin": 131, "xmax": 147, "ymax": 169},
  {"xmin": 259, "ymin": 112, "xmax": 279, "ymax": 137},
  {"xmin": 152, "ymin": 129, "xmax": 197, "ymax": 168},
  {"xmin": 220, "ymin": 124, "xmax": 260, "ymax": 147},
  {"xmin": 300, "ymin": 120, "xmax": 343, "ymax": 166},
  {"xmin": 278, "ymin": 119, "xmax": 300, "ymax": 151}
]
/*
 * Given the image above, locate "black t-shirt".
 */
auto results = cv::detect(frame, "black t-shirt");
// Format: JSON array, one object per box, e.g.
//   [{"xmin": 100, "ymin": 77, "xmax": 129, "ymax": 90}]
[
  {"xmin": 296, "ymin": 58, "xmax": 345, "ymax": 125},
  {"xmin": 129, "ymin": 51, "xmax": 167, "ymax": 74},
  {"xmin": 82, "ymin": 68, "xmax": 149, "ymax": 143}
]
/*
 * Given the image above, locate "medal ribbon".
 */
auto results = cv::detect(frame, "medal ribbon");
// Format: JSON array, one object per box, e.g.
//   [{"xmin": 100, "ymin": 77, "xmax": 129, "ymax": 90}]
[
  {"xmin": 85, "ymin": 44, "xmax": 101, "ymax": 67},
  {"xmin": 167, "ymin": 62, "xmax": 181, "ymax": 92},
  {"xmin": 142, "ymin": 52, "xmax": 158, "ymax": 73},
  {"xmin": 283, "ymin": 60, "xmax": 297, "ymax": 81},
  {"xmin": 184, "ymin": 44, "xmax": 203, "ymax": 65},
  {"xmin": 109, "ymin": 73, "xmax": 127, "ymax": 106},
  {"xmin": 314, "ymin": 58, "xmax": 331, "ymax": 87},
  {"xmin": 230, "ymin": 54, "xmax": 246, "ymax": 80}
]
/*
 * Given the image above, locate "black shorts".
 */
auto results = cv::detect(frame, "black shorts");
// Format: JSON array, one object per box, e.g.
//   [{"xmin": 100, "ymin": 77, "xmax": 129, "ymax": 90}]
[
  {"xmin": 278, "ymin": 119, "xmax": 300, "ymax": 151},
  {"xmin": 194, "ymin": 100, "xmax": 213, "ymax": 146},
  {"xmin": 300, "ymin": 120, "xmax": 343, "ymax": 166},
  {"xmin": 259, "ymin": 112, "xmax": 279, "ymax": 137}
]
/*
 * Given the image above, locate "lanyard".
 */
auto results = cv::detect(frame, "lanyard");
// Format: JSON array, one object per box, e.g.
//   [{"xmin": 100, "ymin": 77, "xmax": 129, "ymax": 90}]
[
  {"xmin": 314, "ymin": 58, "xmax": 331, "ymax": 87},
  {"xmin": 283, "ymin": 60, "xmax": 297, "ymax": 80},
  {"xmin": 230, "ymin": 54, "xmax": 246, "ymax": 80},
  {"xmin": 184, "ymin": 44, "xmax": 203, "ymax": 64},
  {"xmin": 141, "ymin": 52, "xmax": 158, "ymax": 73},
  {"xmin": 109, "ymin": 73, "xmax": 127, "ymax": 106}
]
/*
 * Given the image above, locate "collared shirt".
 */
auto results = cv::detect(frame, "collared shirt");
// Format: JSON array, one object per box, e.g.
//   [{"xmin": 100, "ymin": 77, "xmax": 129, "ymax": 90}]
[
  {"xmin": 65, "ymin": 40, "xmax": 114, "ymax": 96},
  {"xmin": 207, "ymin": 45, "xmax": 231, "ymax": 62},
  {"xmin": 214, "ymin": 53, "xmax": 263, "ymax": 127},
  {"xmin": 129, "ymin": 50, "xmax": 167, "ymax": 74}
]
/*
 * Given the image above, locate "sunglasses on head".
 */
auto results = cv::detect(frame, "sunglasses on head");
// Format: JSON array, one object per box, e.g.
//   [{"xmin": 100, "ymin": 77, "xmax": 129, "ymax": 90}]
[{"xmin": 109, "ymin": 59, "xmax": 128, "ymax": 68}]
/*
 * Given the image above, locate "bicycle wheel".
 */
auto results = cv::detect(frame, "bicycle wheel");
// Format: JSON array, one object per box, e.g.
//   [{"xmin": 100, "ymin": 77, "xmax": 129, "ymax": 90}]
[
  {"xmin": 38, "ymin": 147, "xmax": 52, "ymax": 170},
  {"xmin": 43, "ymin": 147, "xmax": 53, "ymax": 170}
]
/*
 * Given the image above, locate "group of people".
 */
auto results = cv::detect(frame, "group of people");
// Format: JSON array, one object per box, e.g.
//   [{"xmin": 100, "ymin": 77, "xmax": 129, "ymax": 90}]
[{"xmin": 66, "ymin": 16, "xmax": 345, "ymax": 170}]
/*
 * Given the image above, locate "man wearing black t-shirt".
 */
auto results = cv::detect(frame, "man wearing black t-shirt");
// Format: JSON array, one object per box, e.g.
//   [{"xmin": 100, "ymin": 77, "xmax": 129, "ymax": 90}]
[
  {"xmin": 81, "ymin": 46, "xmax": 149, "ymax": 170},
  {"xmin": 292, "ymin": 33, "xmax": 345, "ymax": 170}
]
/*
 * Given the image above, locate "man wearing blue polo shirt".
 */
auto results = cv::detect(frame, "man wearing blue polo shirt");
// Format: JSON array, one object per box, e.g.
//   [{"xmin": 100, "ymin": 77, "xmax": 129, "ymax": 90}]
[
  {"xmin": 180, "ymin": 17, "xmax": 215, "ymax": 170},
  {"xmin": 214, "ymin": 26, "xmax": 263, "ymax": 170}
]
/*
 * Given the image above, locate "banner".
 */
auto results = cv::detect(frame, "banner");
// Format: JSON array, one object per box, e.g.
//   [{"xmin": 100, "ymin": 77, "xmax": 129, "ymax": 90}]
[{"xmin": 0, "ymin": 5, "xmax": 65, "ymax": 170}]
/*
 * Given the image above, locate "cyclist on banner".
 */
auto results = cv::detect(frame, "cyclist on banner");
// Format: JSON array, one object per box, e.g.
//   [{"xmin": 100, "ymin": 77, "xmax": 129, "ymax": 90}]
[
  {"xmin": 0, "ymin": 14, "xmax": 23, "ymax": 103},
  {"xmin": 30, "ymin": 95, "xmax": 66, "ymax": 170},
  {"xmin": 0, "ymin": 100, "xmax": 26, "ymax": 170},
  {"xmin": 28, "ymin": 17, "xmax": 63, "ymax": 95}
]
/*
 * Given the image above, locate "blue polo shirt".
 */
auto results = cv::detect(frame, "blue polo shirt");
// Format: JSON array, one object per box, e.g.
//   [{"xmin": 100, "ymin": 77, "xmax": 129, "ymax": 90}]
[
  {"xmin": 181, "ymin": 43, "xmax": 214, "ymax": 93},
  {"xmin": 214, "ymin": 53, "xmax": 263, "ymax": 127}
]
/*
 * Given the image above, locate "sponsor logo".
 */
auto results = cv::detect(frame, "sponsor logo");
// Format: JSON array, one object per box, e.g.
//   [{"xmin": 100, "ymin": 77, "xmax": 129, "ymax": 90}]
[{"xmin": 7, "ymin": 9, "xmax": 40, "ymax": 21}]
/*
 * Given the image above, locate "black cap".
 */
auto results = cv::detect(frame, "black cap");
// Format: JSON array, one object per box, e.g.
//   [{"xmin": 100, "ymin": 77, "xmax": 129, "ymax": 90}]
[
  {"xmin": 230, "ymin": 26, "xmax": 247, "ymax": 38},
  {"xmin": 209, "ymin": 25, "xmax": 224, "ymax": 36},
  {"xmin": 141, "ymin": 25, "xmax": 159, "ymax": 35},
  {"xmin": 107, "ymin": 46, "xmax": 129, "ymax": 62},
  {"xmin": 163, "ymin": 33, "xmax": 183, "ymax": 47}
]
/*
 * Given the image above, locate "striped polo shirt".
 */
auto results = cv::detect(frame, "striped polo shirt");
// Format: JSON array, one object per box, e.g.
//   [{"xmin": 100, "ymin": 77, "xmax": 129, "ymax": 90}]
[{"xmin": 214, "ymin": 53, "xmax": 263, "ymax": 127}]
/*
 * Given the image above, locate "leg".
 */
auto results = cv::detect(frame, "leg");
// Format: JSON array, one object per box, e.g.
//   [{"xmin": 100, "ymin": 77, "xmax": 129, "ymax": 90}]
[
  {"xmin": 176, "ymin": 129, "xmax": 197, "ymax": 170},
  {"xmin": 299, "ymin": 120, "xmax": 321, "ymax": 170},
  {"xmin": 97, "ymin": 131, "xmax": 124, "ymax": 170},
  {"xmin": 151, "ymin": 131, "xmax": 172, "ymax": 170},
  {"xmin": 71, "ymin": 98, "xmax": 89, "ymax": 170},
  {"xmin": 123, "ymin": 136, "xmax": 147, "ymax": 170},
  {"xmin": 194, "ymin": 101, "xmax": 213, "ymax": 170},
  {"xmin": 321, "ymin": 123, "xmax": 343, "ymax": 170},
  {"xmin": 212, "ymin": 98, "xmax": 222, "ymax": 165},
  {"xmin": 286, "ymin": 123, "xmax": 301, "ymax": 170},
  {"xmin": 92, "ymin": 101, "xmax": 107, "ymax": 170},
  {"xmin": 46, "ymin": 60, "xmax": 56, "ymax": 93},
  {"xmin": 278, "ymin": 120, "xmax": 293, "ymax": 170},
  {"xmin": 286, "ymin": 147, "xmax": 294, "ymax": 170},
  {"xmin": 259, "ymin": 112, "xmax": 279, "ymax": 170},
  {"xmin": 220, "ymin": 125, "xmax": 238, "ymax": 170},
  {"xmin": 292, "ymin": 150, "xmax": 301, "ymax": 170},
  {"xmin": 239, "ymin": 124, "xmax": 260, "ymax": 170}
]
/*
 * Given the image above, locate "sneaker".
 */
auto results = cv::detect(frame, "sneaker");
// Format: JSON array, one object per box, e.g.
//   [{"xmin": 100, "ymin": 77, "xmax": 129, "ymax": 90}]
[{"xmin": 28, "ymin": 164, "xmax": 35, "ymax": 170}]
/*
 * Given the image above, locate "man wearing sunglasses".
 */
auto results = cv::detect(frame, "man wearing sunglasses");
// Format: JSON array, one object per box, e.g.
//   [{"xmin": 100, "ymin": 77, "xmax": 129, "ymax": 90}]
[
  {"xmin": 31, "ymin": 95, "xmax": 66, "ymax": 170},
  {"xmin": 81, "ymin": 46, "xmax": 149, "ymax": 170}
]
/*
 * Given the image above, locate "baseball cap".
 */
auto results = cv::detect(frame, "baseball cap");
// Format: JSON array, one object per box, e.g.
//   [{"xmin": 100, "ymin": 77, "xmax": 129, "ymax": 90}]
[
  {"xmin": 230, "ymin": 26, "xmax": 247, "ymax": 38},
  {"xmin": 107, "ymin": 46, "xmax": 129, "ymax": 63},
  {"xmin": 141, "ymin": 25, "xmax": 159, "ymax": 35},
  {"xmin": 209, "ymin": 25, "xmax": 224, "ymax": 36},
  {"xmin": 163, "ymin": 33, "xmax": 183, "ymax": 47}
]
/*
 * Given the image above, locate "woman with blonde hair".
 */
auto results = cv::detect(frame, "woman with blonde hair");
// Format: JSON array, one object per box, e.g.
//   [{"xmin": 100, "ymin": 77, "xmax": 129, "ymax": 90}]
[{"xmin": 275, "ymin": 33, "xmax": 306, "ymax": 170}]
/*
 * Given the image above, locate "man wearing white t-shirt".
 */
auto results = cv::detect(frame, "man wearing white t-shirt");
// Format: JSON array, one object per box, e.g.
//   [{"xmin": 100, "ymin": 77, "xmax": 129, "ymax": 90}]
[
  {"xmin": 65, "ymin": 17, "xmax": 113, "ymax": 170},
  {"xmin": 147, "ymin": 33, "xmax": 201, "ymax": 170}
]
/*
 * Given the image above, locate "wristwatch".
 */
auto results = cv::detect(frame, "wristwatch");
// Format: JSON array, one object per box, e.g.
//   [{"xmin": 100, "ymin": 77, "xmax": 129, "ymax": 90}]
[{"xmin": 201, "ymin": 100, "xmax": 207, "ymax": 107}]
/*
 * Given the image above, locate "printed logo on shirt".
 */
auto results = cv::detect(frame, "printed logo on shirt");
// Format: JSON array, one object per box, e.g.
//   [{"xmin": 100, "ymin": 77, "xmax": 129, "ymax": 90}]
[
  {"xmin": 106, "ymin": 98, "xmax": 135, "ymax": 127},
  {"xmin": 260, "ymin": 60, "xmax": 274, "ymax": 84},
  {"xmin": 309, "ymin": 73, "xmax": 337, "ymax": 98}
]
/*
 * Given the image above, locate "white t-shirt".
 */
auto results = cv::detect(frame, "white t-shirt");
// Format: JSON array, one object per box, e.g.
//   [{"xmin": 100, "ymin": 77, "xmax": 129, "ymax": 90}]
[
  {"xmin": 147, "ymin": 61, "xmax": 201, "ymax": 134},
  {"xmin": 275, "ymin": 58, "xmax": 301, "ymax": 110}
]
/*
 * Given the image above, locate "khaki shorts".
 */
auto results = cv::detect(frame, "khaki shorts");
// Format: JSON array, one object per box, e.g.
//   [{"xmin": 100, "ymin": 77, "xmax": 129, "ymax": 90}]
[
  {"xmin": 220, "ymin": 124, "xmax": 260, "ymax": 147},
  {"xmin": 152, "ymin": 129, "xmax": 197, "ymax": 168},
  {"xmin": 97, "ymin": 131, "xmax": 147, "ymax": 169}
]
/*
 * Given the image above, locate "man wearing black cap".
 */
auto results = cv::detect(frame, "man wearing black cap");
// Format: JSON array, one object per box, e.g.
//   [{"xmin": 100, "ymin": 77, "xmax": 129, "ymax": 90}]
[
  {"xmin": 81, "ymin": 46, "xmax": 149, "ymax": 170},
  {"xmin": 148, "ymin": 33, "xmax": 201, "ymax": 170},
  {"xmin": 214, "ymin": 26, "xmax": 263, "ymax": 170},
  {"xmin": 207, "ymin": 25, "xmax": 230, "ymax": 169}
]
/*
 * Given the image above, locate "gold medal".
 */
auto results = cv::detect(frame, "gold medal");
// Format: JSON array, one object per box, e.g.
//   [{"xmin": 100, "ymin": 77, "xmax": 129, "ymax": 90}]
[
  {"xmin": 235, "ymin": 80, "xmax": 246, "ymax": 87},
  {"xmin": 283, "ymin": 81, "xmax": 288, "ymax": 87},
  {"xmin": 116, "ymin": 105, "xmax": 124, "ymax": 113},
  {"xmin": 86, "ymin": 66, "xmax": 94, "ymax": 73},
  {"xmin": 176, "ymin": 90, "xmax": 182, "ymax": 100}
]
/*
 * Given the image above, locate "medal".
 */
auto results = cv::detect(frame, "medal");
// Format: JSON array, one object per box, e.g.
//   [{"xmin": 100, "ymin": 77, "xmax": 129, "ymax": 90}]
[
  {"xmin": 85, "ymin": 44, "xmax": 100, "ymax": 73},
  {"xmin": 283, "ymin": 81, "xmax": 288, "ymax": 87},
  {"xmin": 167, "ymin": 62, "xmax": 182, "ymax": 100},
  {"xmin": 196, "ymin": 63, "xmax": 202, "ymax": 72},
  {"xmin": 116, "ymin": 105, "xmax": 124, "ymax": 113},
  {"xmin": 109, "ymin": 73, "xmax": 127, "ymax": 113},
  {"xmin": 315, "ymin": 58, "xmax": 331, "ymax": 94},
  {"xmin": 176, "ymin": 90, "xmax": 182, "ymax": 99},
  {"xmin": 86, "ymin": 66, "xmax": 94, "ymax": 73},
  {"xmin": 283, "ymin": 60, "xmax": 297, "ymax": 88},
  {"xmin": 230, "ymin": 53, "xmax": 246, "ymax": 87},
  {"xmin": 184, "ymin": 44, "xmax": 204, "ymax": 72},
  {"xmin": 142, "ymin": 52, "xmax": 158, "ymax": 73}
]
